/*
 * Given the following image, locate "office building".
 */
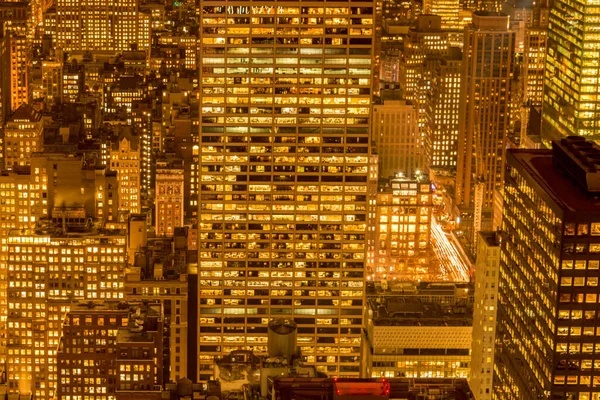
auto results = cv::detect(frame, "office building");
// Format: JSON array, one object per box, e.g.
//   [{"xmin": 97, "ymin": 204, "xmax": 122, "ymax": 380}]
[
  {"xmin": 56, "ymin": 0, "xmax": 150, "ymax": 52},
  {"xmin": 0, "ymin": 168, "xmax": 45, "ymax": 365},
  {"xmin": 470, "ymin": 231, "xmax": 500, "ymax": 400},
  {"xmin": 399, "ymin": 15, "xmax": 449, "ymax": 101},
  {"xmin": 423, "ymin": 48, "xmax": 462, "ymax": 170},
  {"xmin": 543, "ymin": 0, "xmax": 600, "ymax": 141},
  {"xmin": 373, "ymin": 99, "xmax": 421, "ymax": 178},
  {"xmin": 197, "ymin": 0, "xmax": 374, "ymax": 380},
  {"xmin": 6, "ymin": 222, "xmax": 126, "ymax": 399},
  {"xmin": 124, "ymin": 229, "xmax": 191, "ymax": 382},
  {"xmin": 5, "ymin": 30, "xmax": 28, "ymax": 112},
  {"xmin": 94, "ymin": 168, "xmax": 120, "ymax": 224},
  {"xmin": 109, "ymin": 127, "xmax": 141, "ymax": 215},
  {"xmin": 62, "ymin": 60, "xmax": 84, "ymax": 103},
  {"xmin": 155, "ymin": 157, "xmax": 184, "ymax": 236},
  {"xmin": 131, "ymin": 100, "xmax": 155, "ymax": 200},
  {"xmin": 455, "ymin": 12, "xmax": 514, "ymax": 253},
  {"xmin": 369, "ymin": 174, "xmax": 433, "ymax": 281},
  {"xmin": 104, "ymin": 76, "xmax": 146, "ymax": 120},
  {"xmin": 3, "ymin": 104, "xmax": 43, "ymax": 171},
  {"xmin": 57, "ymin": 302, "xmax": 164, "ymax": 399},
  {"xmin": 494, "ymin": 137, "xmax": 600, "ymax": 399},
  {"xmin": 523, "ymin": 4, "xmax": 548, "ymax": 107},
  {"xmin": 366, "ymin": 283, "xmax": 473, "ymax": 379},
  {"xmin": 41, "ymin": 58, "xmax": 62, "ymax": 106},
  {"xmin": 422, "ymin": 0, "xmax": 461, "ymax": 30}
]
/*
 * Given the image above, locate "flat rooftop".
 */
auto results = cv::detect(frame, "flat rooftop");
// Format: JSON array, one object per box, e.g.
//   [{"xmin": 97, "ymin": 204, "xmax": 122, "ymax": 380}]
[
  {"xmin": 479, "ymin": 231, "xmax": 500, "ymax": 247},
  {"xmin": 369, "ymin": 282, "xmax": 473, "ymax": 326},
  {"xmin": 509, "ymin": 148, "xmax": 600, "ymax": 216}
]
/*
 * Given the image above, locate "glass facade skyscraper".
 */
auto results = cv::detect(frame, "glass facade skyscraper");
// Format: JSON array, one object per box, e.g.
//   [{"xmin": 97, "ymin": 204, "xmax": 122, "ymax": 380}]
[
  {"xmin": 197, "ymin": 0, "xmax": 374, "ymax": 380},
  {"xmin": 494, "ymin": 137, "xmax": 600, "ymax": 399},
  {"xmin": 543, "ymin": 0, "xmax": 600, "ymax": 141}
]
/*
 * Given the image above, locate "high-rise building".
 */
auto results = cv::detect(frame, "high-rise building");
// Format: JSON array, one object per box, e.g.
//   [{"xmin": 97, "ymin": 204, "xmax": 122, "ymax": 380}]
[
  {"xmin": 494, "ymin": 136, "xmax": 600, "ymax": 399},
  {"xmin": 368, "ymin": 174, "xmax": 433, "ymax": 281},
  {"xmin": 41, "ymin": 58, "xmax": 62, "ymax": 106},
  {"xmin": 0, "ymin": 169, "xmax": 45, "ymax": 365},
  {"xmin": 62, "ymin": 59, "xmax": 85, "ymax": 104},
  {"xmin": 423, "ymin": 0, "xmax": 461, "ymax": 30},
  {"xmin": 399, "ymin": 15, "xmax": 449, "ymax": 101},
  {"xmin": 124, "ymin": 227, "xmax": 192, "ymax": 382},
  {"xmin": 366, "ymin": 283, "xmax": 473, "ymax": 379},
  {"xmin": 131, "ymin": 100, "xmax": 155, "ymax": 201},
  {"xmin": 470, "ymin": 231, "xmax": 500, "ymax": 400},
  {"xmin": 523, "ymin": 4, "xmax": 548, "ymax": 107},
  {"xmin": 0, "ymin": 2, "xmax": 27, "ymax": 123},
  {"xmin": 155, "ymin": 157, "xmax": 184, "ymax": 236},
  {"xmin": 3, "ymin": 104, "xmax": 43, "ymax": 171},
  {"xmin": 6, "ymin": 223, "xmax": 126, "ymax": 399},
  {"xmin": 455, "ymin": 12, "xmax": 514, "ymax": 253},
  {"xmin": 373, "ymin": 99, "xmax": 421, "ymax": 178},
  {"xmin": 109, "ymin": 127, "xmax": 141, "ymax": 215},
  {"xmin": 543, "ymin": 0, "xmax": 600, "ymax": 141},
  {"xmin": 423, "ymin": 48, "xmax": 462, "ymax": 171},
  {"xmin": 57, "ymin": 301, "xmax": 164, "ymax": 399},
  {"xmin": 5, "ymin": 30, "xmax": 29, "ymax": 112},
  {"xmin": 56, "ymin": 0, "xmax": 150, "ymax": 52},
  {"xmin": 197, "ymin": 0, "xmax": 374, "ymax": 380}
]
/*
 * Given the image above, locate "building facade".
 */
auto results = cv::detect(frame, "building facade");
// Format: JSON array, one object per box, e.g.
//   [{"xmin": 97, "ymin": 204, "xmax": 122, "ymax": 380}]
[
  {"xmin": 197, "ymin": 0, "xmax": 374, "ymax": 380},
  {"xmin": 373, "ymin": 100, "xmax": 421, "ymax": 178},
  {"xmin": 155, "ymin": 157, "xmax": 184, "ymax": 236},
  {"xmin": 470, "ymin": 231, "xmax": 500, "ymax": 400},
  {"xmin": 399, "ymin": 15, "xmax": 449, "ymax": 101},
  {"xmin": 57, "ymin": 302, "xmax": 164, "ymax": 399},
  {"xmin": 423, "ymin": 49, "xmax": 461, "ymax": 171},
  {"xmin": 366, "ymin": 283, "xmax": 473, "ymax": 379},
  {"xmin": 523, "ymin": 3, "xmax": 548, "ymax": 108},
  {"xmin": 543, "ymin": 0, "xmax": 600, "ymax": 141},
  {"xmin": 494, "ymin": 137, "xmax": 600, "ymax": 399},
  {"xmin": 369, "ymin": 174, "xmax": 433, "ymax": 281},
  {"xmin": 455, "ymin": 12, "xmax": 514, "ymax": 253},
  {"xmin": 109, "ymin": 128, "xmax": 141, "ymax": 215},
  {"xmin": 4, "ymin": 104, "xmax": 43, "ymax": 171},
  {"xmin": 6, "ymin": 227, "xmax": 126, "ymax": 400},
  {"xmin": 56, "ymin": 0, "xmax": 150, "ymax": 52}
]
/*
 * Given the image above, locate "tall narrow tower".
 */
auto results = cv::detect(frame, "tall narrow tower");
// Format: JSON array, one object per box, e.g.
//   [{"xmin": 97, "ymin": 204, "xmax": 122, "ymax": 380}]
[
  {"xmin": 197, "ymin": 0, "xmax": 374, "ymax": 380},
  {"xmin": 455, "ymin": 12, "xmax": 514, "ymax": 253}
]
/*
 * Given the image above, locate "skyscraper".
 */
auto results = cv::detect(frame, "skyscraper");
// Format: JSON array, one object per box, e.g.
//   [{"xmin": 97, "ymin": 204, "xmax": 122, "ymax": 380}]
[
  {"xmin": 455, "ymin": 12, "xmax": 514, "ymax": 252},
  {"xmin": 523, "ymin": 2, "xmax": 548, "ymax": 107},
  {"xmin": 543, "ymin": 0, "xmax": 600, "ymax": 141},
  {"xmin": 423, "ymin": 48, "xmax": 462, "ymax": 171},
  {"xmin": 494, "ymin": 137, "xmax": 600, "ymax": 399},
  {"xmin": 197, "ymin": 0, "xmax": 374, "ymax": 380},
  {"xmin": 399, "ymin": 15, "xmax": 449, "ymax": 102},
  {"xmin": 372, "ymin": 99, "xmax": 421, "ymax": 177}
]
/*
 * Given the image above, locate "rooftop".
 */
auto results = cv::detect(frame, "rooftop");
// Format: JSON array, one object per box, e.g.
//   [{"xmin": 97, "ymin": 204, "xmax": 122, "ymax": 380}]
[
  {"xmin": 508, "ymin": 142, "xmax": 600, "ymax": 216},
  {"xmin": 69, "ymin": 301, "xmax": 130, "ymax": 313},
  {"xmin": 369, "ymin": 282, "xmax": 473, "ymax": 326},
  {"xmin": 117, "ymin": 303, "xmax": 162, "ymax": 343},
  {"xmin": 7, "ymin": 104, "xmax": 42, "ymax": 123},
  {"xmin": 478, "ymin": 231, "xmax": 500, "ymax": 247}
]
